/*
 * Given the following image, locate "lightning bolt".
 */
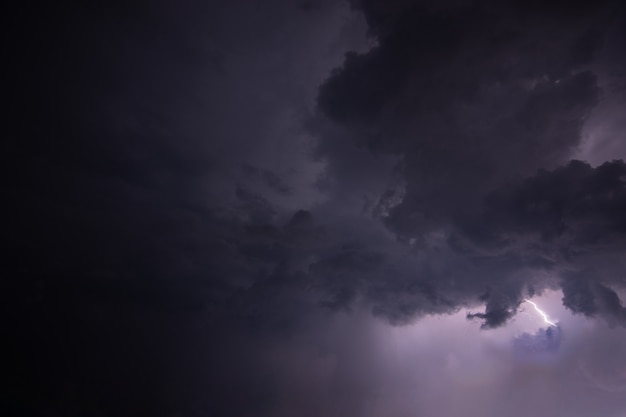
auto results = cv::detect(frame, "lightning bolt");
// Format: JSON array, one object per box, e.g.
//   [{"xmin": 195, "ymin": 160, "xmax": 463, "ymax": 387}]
[{"xmin": 524, "ymin": 299, "xmax": 557, "ymax": 327}]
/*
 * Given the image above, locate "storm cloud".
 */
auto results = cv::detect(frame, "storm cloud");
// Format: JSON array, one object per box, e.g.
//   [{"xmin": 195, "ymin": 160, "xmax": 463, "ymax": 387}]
[
  {"xmin": 5, "ymin": 0, "xmax": 626, "ymax": 416},
  {"xmin": 314, "ymin": 0, "xmax": 626, "ymax": 328}
]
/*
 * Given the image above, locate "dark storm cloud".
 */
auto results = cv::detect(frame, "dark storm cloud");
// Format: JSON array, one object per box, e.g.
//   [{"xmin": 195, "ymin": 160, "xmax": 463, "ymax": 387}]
[
  {"xmin": 467, "ymin": 307, "xmax": 517, "ymax": 329},
  {"xmin": 204, "ymin": 158, "xmax": 626, "ymax": 331},
  {"xmin": 318, "ymin": 1, "xmax": 608, "ymax": 209},
  {"xmin": 463, "ymin": 160, "xmax": 626, "ymax": 326},
  {"xmin": 478, "ymin": 160, "xmax": 626, "ymax": 242},
  {"xmin": 7, "ymin": 0, "xmax": 621, "ymax": 324},
  {"xmin": 309, "ymin": 0, "xmax": 626, "ymax": 330},
  {"xmin": 6, "ymin": 0, "xmax": 626, "ymax": 415},
  {"xmin": 563, "ymin": 280, "xmax": 626, "ymax": 327}
]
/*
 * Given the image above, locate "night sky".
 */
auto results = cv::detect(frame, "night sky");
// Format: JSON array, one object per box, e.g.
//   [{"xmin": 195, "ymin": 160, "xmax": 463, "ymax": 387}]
[{"xmin": 4, "ymin": 0, "xmax": 626, "ymax": 416}]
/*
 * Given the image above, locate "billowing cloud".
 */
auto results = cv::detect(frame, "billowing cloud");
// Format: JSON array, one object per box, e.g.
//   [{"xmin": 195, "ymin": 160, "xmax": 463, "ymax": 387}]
[{"xmin": 313, "ymin": 0, "xmax": 626, "ymax": 328}]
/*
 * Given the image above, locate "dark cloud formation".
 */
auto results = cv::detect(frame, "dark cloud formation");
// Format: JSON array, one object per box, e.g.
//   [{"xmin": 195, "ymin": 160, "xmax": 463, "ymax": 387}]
[
  {"xmin": 4, "ymin": 0, "xmax": 626, "ymax": 416},
  {"xmin": 479, "ymin": 160, "xmax": 626, "ymax": 241},
  {"xmin": 471, "ymin": 160, "xmax": 626, "ymax": 326},
  {"xmin": 319, "ymin": 0, "xmax": 610, "ymax": 221},
  {"xmin": 315, "ymin": 0, "xmax": 626, "ymax": 328}
]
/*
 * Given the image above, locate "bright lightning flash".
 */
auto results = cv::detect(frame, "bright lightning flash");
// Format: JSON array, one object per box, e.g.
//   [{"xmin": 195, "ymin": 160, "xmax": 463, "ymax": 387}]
[{"xmin": 524, "ymin": 299, "xmax": 557, "ymax": 327}]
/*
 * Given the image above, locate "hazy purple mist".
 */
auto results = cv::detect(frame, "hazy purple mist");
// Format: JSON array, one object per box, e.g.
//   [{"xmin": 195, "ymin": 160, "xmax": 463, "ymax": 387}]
[{"xmin": 5, "ymin": 0, "xmax": 626, "ymax": 416}]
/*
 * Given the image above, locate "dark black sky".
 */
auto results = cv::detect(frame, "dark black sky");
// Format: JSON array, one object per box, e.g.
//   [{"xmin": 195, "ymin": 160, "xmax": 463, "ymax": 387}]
[{"xmin": 4, "ymin": 1, "xmax": 626, "ymax": 416}]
